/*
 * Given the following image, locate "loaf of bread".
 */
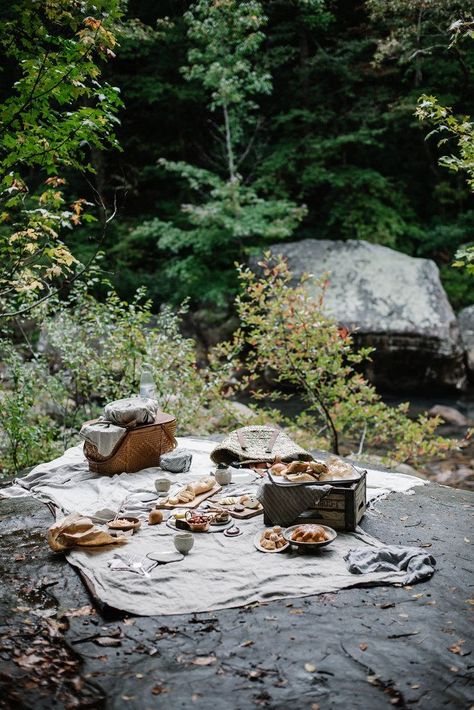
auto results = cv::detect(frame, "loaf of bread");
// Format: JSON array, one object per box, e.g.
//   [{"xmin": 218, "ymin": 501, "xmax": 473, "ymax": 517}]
[{"xmin": 188, "ymin": 477, "xmax": 215, "ymax": 495}]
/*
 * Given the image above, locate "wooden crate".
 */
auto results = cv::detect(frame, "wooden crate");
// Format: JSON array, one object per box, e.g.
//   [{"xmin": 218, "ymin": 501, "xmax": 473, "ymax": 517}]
[{"xmin": 264, "ymin": 471, "xmax": 367, "ymax": 532}]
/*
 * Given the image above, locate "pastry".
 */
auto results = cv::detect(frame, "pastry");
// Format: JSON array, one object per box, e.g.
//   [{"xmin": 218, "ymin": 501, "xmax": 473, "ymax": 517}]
[
  {"xmin": 259, "ymin": 526, "xmax": 287, "ymax": 551},
  {"xmin": 286, "ymin": 471, "xmax": 317, "ymax": 483},
  {"xmin": 322, "ymin": 456, "xmax": 355, "ymax": 480},
  {"xmin": 290, "ymin": 524, "xmax": 328, "ymax": 543},
  {"xmin": 269, "ymin": 462, "xmax": 287, "ymax": 476},
  {"xmin": 287, "ymin": 461, "xmax": 311, "ymax": 474}
]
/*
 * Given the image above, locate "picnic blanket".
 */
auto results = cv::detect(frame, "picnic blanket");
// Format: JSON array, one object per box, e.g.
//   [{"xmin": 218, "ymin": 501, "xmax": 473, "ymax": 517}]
[{"xmin": 2, "ymin": 437, "xmax": 428, "ymax": 616}]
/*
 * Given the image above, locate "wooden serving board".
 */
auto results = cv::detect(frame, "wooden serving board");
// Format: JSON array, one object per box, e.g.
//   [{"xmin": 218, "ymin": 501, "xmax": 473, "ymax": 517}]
[
  {"xmin": 230, "ymin": 504, "xmax": 263, "ymax": 520},
  {"xmin": 156, "ymin": 483, "xmax": 221, "ymax": 510}
]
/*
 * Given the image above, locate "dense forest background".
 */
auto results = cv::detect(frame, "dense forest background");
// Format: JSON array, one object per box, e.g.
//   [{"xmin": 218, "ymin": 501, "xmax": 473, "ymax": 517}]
[{"xmin": 61, "ymin": 0, "xmax": 474, "ymax": 316}]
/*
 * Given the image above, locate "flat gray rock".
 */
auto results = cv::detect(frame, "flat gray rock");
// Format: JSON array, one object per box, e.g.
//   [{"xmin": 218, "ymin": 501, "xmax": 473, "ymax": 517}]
[
  {"xmin": 459, "ymin": 304, "xmax": 474, "ymax": 380},
  {"xmin": 0, "ymin": 482, "xmax": 472, "ymax": 709},
  {"xmin": 259, "ymin": 239, "xmax": 466, "ymax": 390}
]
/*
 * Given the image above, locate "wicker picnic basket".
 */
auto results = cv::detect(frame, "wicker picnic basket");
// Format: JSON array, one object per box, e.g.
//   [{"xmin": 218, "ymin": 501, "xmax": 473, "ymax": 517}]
[{"xmin": 83, "ymin": 412, "xmax": 177, "ymax": 475}]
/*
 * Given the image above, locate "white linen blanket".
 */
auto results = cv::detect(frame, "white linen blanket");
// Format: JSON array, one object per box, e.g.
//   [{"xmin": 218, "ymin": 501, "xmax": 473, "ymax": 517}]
[{"xmin": 2, "ymin": 437, "xmax": 426, "ymax": 616}]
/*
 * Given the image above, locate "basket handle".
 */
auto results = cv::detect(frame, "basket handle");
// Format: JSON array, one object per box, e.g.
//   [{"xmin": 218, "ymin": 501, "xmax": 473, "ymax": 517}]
[{"xmin": 236, "ymin": 428, "xmax": 280, "ymax": 454}]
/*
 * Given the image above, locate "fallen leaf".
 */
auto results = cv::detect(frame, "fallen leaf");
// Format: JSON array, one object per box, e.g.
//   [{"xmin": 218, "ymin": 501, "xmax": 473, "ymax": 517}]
[
  {"xmin": 399, "ymin": 613, "xmax": 409, "ymax": 619},
  {"xmin": 94, "ymin": 636, "xmax": 122, "ymax": 647},
  {"xmin": 450, "ymin": 666, "xmax": 459, "ymax": 673},
  {"xmin": 289, "ymin": 609, "xmax": 304, "ymax": 615},
  {"xmin": 192, "ymin": 655, "xmax": 216, "ymax": 666},
  {"xmin": 448, "ymin": 640, "xmax": 466, "ymax": 655},
  {"xmin": 304, "ymin": 663, "xmax": 316, "ymax": 673},
  {"xmin": 16, "ymin": 653, "xmax": 43, "ymax": 669},
  {"xmin": 380, "ymin": 602, "xmax": 395, "ymax": 609},
  {"xmin": 420, "ymin": 543, "xmax": 432, "ymax": 548},
  {"xmin": 411, "ymin": 684, "xmax": 420, "ymax": 689},
  {"xmin": 412, "ymin": 593, "xmax": 424, "ymax": 599},
  {"xmin": 467, "ymin": 599, "xmax": 474, "ymax": 606},
  {"xmin": 241, "ymin": 640, "xmax": 254, "ymax": 648},
  {"xmin": 464, "ymin": 538, "xmax": 470, "ymax": 543},
  {"xmin": 367, "ymin": 675, "xmax": 379, "ymax": 686},
  {"xmin": 151, "ymin": 684, "xmax": 168, "ymax": 695},
  {"xmin": 63, "ymin": 605, "xmax": 95, "ymax": 618},
  {"xmin": 400, "ymin": 516, "xmax": 408, "ymax": 521},
  {"xmin": 359, "ymin": 643, "xmax": 368, "ymax": 652},
  {"xmin": 192, "ymin": 693, "xmax": 202, "ymax": 702}
]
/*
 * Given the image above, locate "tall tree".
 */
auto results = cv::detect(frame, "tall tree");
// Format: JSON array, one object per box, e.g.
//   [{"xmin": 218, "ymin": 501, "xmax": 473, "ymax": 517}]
[
  {"xmin": 128, "ymin": 0, "xmax": 305, "ymax": 308},
  {"xmin": 0, "ymin": 0, "xmax": 123, "ymax": 318}
]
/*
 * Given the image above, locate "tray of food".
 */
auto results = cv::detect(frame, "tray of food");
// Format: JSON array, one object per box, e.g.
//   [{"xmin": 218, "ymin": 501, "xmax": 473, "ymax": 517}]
[
  {"xmin": 254, "ymin": 526, "xmax": 289, "ymax": 553},
  {"xmin": 268, "ymin": 457, "xmax": 362, "ymax": 487},
  {"xmin": 211, "ymin": 493, "xmax": 263, "ymax": 519},
  {"xmin": 157, "ymin": 477, "xmax": 221, "ymax": 509},
  {"xmin": 283, "ymin": 524, "xmax": 337, "ymax": 550}
]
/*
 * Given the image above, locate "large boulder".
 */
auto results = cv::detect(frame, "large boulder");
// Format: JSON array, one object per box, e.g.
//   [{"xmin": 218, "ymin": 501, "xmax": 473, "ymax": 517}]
[
  {"xmin": 263, "ymin": 239, "xmax": 466, "ymax": 391},
  {"xmin": 458, "ymin": 305, "xmax": 474, "ymax": 381}
]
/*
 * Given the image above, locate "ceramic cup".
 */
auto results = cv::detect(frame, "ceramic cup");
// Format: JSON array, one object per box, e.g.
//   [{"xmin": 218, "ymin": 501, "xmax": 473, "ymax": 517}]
[
  {"xmin": 155, "ymin": 477, "xmax": 171, "ymax": 495},
  {"xmin": 214, "ymin": 467, "xmax": 232, "ymax": 486},
  {"xmin": 174, "ymin": 532, "xmax": 194, "ymax": 555}
]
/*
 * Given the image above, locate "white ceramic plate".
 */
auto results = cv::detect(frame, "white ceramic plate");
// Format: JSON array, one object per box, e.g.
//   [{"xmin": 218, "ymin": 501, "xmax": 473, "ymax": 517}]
[{"xmin": 253, "ymin": 530, "xmax": 289, "ymax": 553}]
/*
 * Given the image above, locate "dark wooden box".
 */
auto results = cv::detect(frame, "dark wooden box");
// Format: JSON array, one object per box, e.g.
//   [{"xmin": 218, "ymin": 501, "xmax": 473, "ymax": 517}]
[{"xmin": 264, "ymin": 471, "xmax": 367, "ymax": 532}]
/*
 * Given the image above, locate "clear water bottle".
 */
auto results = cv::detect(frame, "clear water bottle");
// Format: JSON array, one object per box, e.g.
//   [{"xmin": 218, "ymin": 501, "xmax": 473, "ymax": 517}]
[{"xmin": 139, "ymin": 364, "xmax": 156, "ymax": 399}]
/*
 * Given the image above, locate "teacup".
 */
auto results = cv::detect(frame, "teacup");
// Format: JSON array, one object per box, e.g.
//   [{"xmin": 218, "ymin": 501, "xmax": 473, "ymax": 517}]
[
  {"xmin": 174, "ymin": 532, "xmax": 194, "ymax": 555},
  {"xmin": 155, "ymin": 477, "xmax": 171, "ymax": 495}
]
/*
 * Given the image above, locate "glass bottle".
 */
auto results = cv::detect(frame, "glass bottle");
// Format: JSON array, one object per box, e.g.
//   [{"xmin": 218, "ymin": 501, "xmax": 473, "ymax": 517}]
[{"xmin": 139, "ymin": 364, "xmax": 156, "ymax": 399}]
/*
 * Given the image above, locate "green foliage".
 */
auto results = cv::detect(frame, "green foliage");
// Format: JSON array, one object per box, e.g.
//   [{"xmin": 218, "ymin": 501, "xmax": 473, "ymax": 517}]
[
  {"xmin": 0, "ymin": 278, "xmax": 234, "ymax": 476},
  {"xmin": 0, "ymin": 1, "xmax": 123, "ymax": 317},
  {"xmin": 79, "ymin": 0, "xmax": 474, "ymax": 308},
  {"xmin": 0, "ymin": 342, "xmax": 60, "ymax": 474},
  {"xmin": 127, "ymin": 0, "xmax": 305, "ymax": 307},
  {"xmin": 213, "ymin": 256, "xmax": 457, "ymax": 464}
]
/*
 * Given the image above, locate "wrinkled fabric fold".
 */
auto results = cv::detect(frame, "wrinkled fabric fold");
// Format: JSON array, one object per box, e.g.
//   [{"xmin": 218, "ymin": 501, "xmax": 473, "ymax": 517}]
[{"xmin": 344, "ymin": 545, "xmax": 436, "ymax": 584}]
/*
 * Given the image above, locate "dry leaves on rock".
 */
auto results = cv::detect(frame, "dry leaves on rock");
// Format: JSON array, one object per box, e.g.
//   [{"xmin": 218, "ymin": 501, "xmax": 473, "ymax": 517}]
[{"xmin": 48, "ymin": 512, "xmax": 128, "ymax": 552}]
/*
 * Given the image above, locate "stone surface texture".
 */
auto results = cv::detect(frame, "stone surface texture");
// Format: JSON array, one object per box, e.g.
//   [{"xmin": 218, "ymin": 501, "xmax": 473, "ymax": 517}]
[
  {"xmin": 262, "ymin": 239, "xmax": 466, "ymax": 390},
  {"xmin": 459, "ymin": 304, "xmax": 474, "ymax": 381}
]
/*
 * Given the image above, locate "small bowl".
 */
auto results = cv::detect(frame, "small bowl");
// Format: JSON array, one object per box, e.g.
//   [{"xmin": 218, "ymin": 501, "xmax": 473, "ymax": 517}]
[
  {"xmin": 185, "ymin": 511, "xmax": 211, "ymax": 532},
  {"xmin": 174, "ymin": 532, "xmax": 194, "ymax": 554},
  {"xmin": 107, "ymin": 516, "xmax": 141, "ymax": 532},
  {"xmin": 215, "ymin": 468, "xmax": 232, "ymax": 486},
  {"xmin": 155, "ymin": 477, "xmax": 171, "ymax": 494}
]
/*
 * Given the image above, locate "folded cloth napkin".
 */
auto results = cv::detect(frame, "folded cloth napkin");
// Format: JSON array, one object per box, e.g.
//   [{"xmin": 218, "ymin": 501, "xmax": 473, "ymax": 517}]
[
  {"xmin": 80, "ymin": 420, "xmax": 127, "ymax": 458},
  {"xmin": 104, "ymin": 396, "xmax": 158, "ymax": 427},
  {"xmin": 257, "ymin": 481, "xmax": 332, "ymax": 526},
  {"xmin": 344, "ymin": 545, "xmax": 436, "ymax": 585},
  {"xmin": 160, "ymin": 448, "xmax": 193, "ymax": 473}
]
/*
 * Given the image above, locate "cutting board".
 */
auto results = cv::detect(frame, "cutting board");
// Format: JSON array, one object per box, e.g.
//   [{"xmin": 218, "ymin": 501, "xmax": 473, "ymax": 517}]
[
  {"xmin": 156, "ymin": 483, "xmax": 221, "ymax": 510},
  {"xmin": 229, "ymin": 504, "xmax": 263, "ymax": 520}
]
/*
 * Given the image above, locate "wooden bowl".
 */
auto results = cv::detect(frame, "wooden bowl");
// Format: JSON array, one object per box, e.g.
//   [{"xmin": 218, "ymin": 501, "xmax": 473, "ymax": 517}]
[{"xmin": 107, "ymin": 516, "xmax": 141, "ymax": 532}]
